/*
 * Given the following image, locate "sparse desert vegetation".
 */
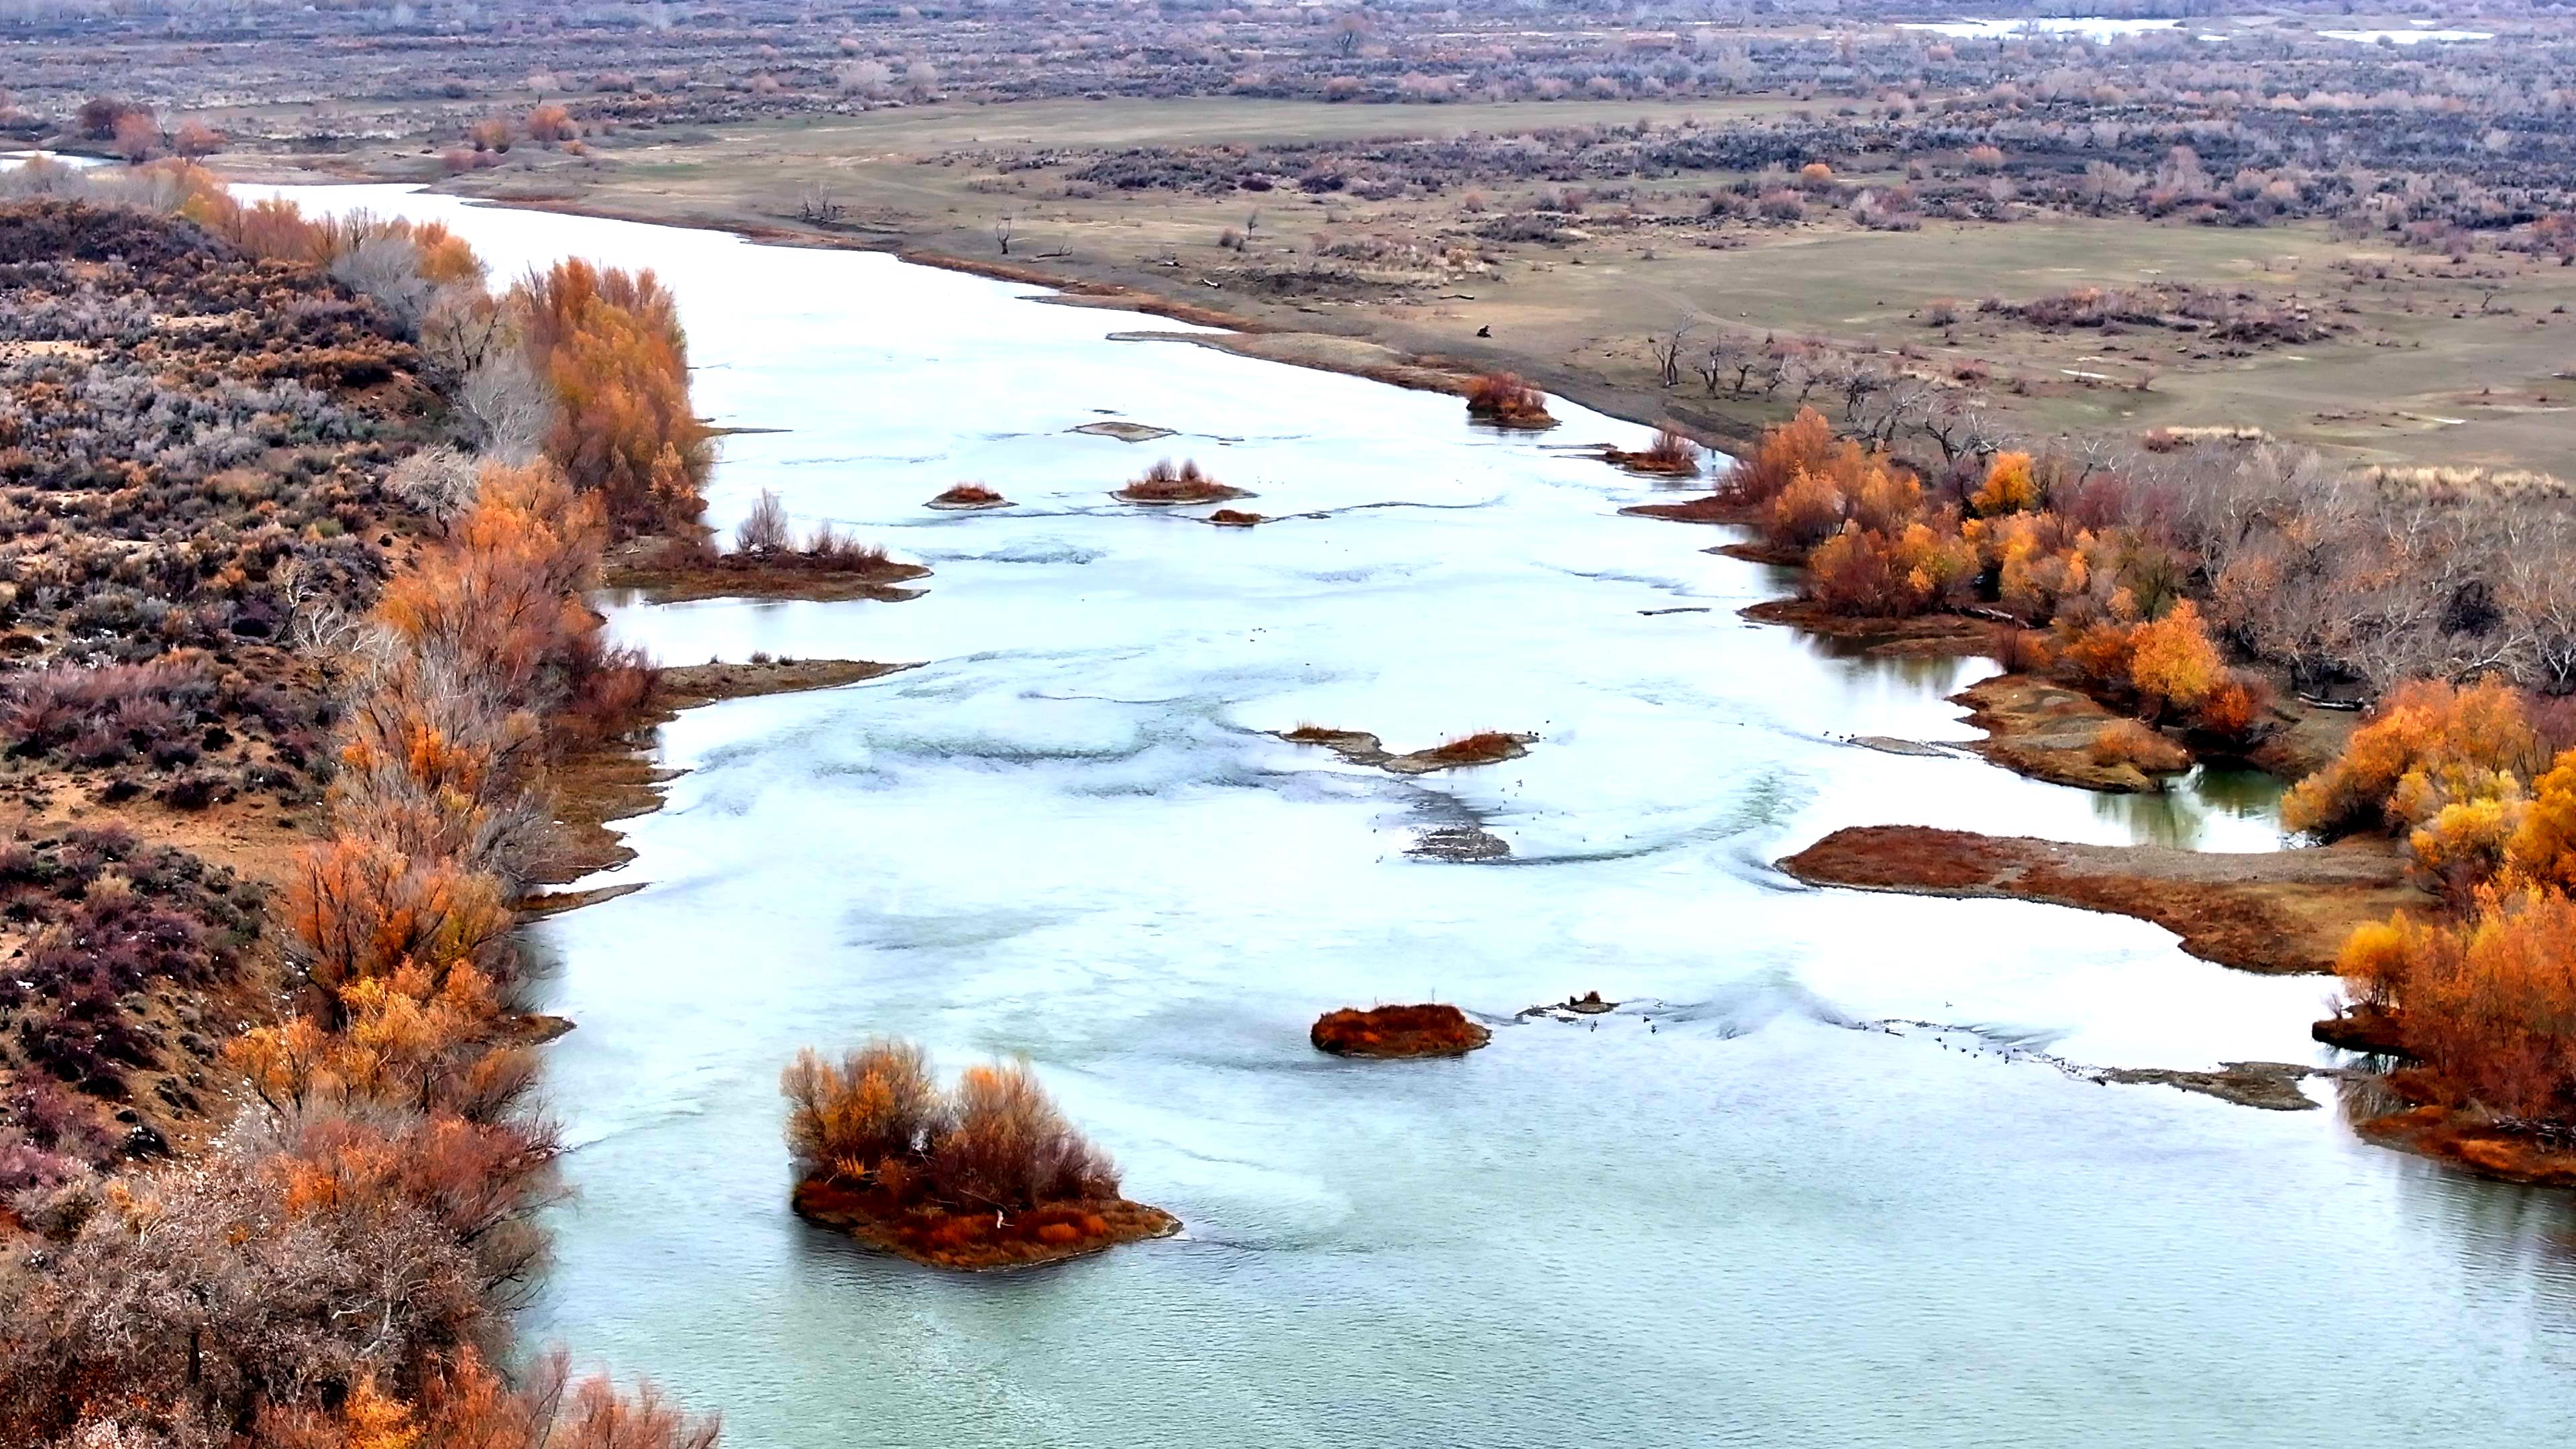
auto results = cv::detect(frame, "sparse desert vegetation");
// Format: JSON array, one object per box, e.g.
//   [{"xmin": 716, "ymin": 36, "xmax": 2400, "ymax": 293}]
[{"xmin": 0, "ymin": 172, "xmax": 718, "ymax": 1446}]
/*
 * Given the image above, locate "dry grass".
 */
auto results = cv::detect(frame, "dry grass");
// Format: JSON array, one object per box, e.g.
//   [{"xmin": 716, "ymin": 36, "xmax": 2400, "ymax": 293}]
[
  {"xmin": 1419, "ymin": 731, "xmax": 1526, "ymax": 765},
  {"xmin": 2089, "ymin": 718, "xmax": 2192, "ymax": 774},
  {"xmin": 1464, "ymin": 371, "xmax": 1555, "ymax": 429},
  {"xmin": 1116, "ymin": 458, "xmax": 1242, "ymax": 503},
  {"xmin": 1310, "ymin": 1003, "xmax": 1492, "ymax": 1059},
  {"xmin": 928, "ymin": 482, "xmax": 1008, "ymax": 507}
]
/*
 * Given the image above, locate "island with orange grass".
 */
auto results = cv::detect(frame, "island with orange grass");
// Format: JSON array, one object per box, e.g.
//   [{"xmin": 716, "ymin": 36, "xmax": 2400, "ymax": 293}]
[
  {"xmin": 782, "ymin": 1038, "xmax": 1179, "ymax": 1271},
  {"xmin": 1599, "ymin": 429, "xmax": 1702, "ymax": 478},
  {"xmin": 1464, "ymin": 371, "xmax": 1557, "ymax": 429},
  {"xmin": 1273, "ymin": 724, "xmax": 1534, "ymax": 774},
  {"xmin": 1114, "ymin": 458, "xmax": 1251, "ymax": 504},
  {"xmin": 927, "ymin": 482, "xmax": 1010, "ymax": 511},
  {"xmin": 1311, "ymin": 1003, "xmax": 1492, "ymax": 1059}
]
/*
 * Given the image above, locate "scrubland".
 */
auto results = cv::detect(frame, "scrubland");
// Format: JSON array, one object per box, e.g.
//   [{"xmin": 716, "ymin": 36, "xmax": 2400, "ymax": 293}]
[{"xmin": 0, "ymin": 164, "xmax": 740, "ymax": 1447}]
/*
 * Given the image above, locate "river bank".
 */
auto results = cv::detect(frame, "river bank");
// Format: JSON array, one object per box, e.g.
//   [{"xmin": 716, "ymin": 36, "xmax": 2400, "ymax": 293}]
[{"xmin": 1778, "ymin": 826, "xmax": 2421, "ymax": 977}]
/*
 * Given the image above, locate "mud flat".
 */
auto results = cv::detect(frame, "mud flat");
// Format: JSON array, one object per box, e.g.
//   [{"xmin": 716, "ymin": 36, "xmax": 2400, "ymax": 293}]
[
  {"xmin": 604, "ymin": 555, "xmax": 932, "ymax": 604},
  {"xmin": 1274, "ymin": 727, "xmax": 1534, "ymax": 774},
  {"xmin": 1953, "ymin": 675, "xmax": 2191, "ymax": 793},
  {"xmin": 1778, "ymin": 826, "xmax": 2427, "ymax": 976}
]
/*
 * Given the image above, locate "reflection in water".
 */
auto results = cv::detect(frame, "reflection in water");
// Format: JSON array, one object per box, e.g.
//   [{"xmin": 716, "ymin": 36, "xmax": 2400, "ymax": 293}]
[
  {"xmin": 258, "ymin": 182, "xmax": 2576, "ymax": 1449},
  {"xmin": 2095, "ymin": 766, "xmax": 2289, "ymax": 851}
]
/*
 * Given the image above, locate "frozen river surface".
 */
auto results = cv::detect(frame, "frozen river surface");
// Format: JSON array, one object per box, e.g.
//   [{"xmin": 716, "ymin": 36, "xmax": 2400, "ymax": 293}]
[{"xmin": 270, "ymin": 185, "xmax": 2576, "ymax": 1449}]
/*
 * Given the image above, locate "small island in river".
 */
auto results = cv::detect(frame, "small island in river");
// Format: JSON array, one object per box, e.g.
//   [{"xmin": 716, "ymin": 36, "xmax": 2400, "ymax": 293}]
[
  {"xmin": 1275, "ymin": 725, "xmax": 1534, "ymax": 773},
  {"xmin": 927, "ymin": 481, "xmax": 1011, "ymax": 511},
  {"xmin": 782, "ymin": 1039, "xmax": 1178, "ymax": 1271},
  {"xmin": 1312, "ymin": 1003, "xmax": 1492, "ymax": 1058},
  {"xmin": 1464, "ymin": 371, "xmax": 1558, "ymax": 429},
  {"xmin": 1115, "ymin": 458, "xmax": 1250, "ymax": 504}
]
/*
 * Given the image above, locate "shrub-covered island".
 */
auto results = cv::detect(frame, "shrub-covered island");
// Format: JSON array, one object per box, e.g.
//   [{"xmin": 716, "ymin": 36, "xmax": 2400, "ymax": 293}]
[
  {"xmin": 782, "ymin": 1039, "xmax": 1178, "ymax": 1270},
  {"xmin": 1311, "ymin": 1003, "xmax": 1492, "ymax": 1059}
]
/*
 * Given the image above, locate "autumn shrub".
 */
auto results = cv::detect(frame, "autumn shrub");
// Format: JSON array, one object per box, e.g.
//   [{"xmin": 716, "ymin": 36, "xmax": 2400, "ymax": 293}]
[
  {"xmin": 516, "ymin": 258, "xmax": 710, "ymax": 535},
  {"xmin": 930, "ymin": 482, "xmax": 1004, "ymax": 506},
  {"xmin": 1463, "ymin": 370, "xmax": 1552, "ymax": 425},
  {"xmin": 780, "ymin": 1042, "xmax": 1120, "ymax": 1215},
  {"xmin": 1968, "ymin": 450, "xmax": 2040, "ymax": 516},
  {"xmin": 284, "ymin": 835, "xmax": 514, "ymax": 1003},
  {"xmin": 2340, "ymin": 888, "xmax": 2576, "ymax": 1121},
  {"xmin": 1769, "ymin": 467, "xmax": 1846, "ymax": 549},
  {"xmin": 782, "ymin": 1038, "xmax": 941, "ymax": 1181},
  {"xmin": 1721, "ymin": 405, "xmax": 1839, "ymax": 506},
  {"xmin": 2282, "ymin": 677, "xmax": 2545, "ymax": 839},
  {"xmin": 1807, "ymin": 519, "xmax": 1977, "ymax": 616},
  {"xmin": 2127, "ymin": 599, "xmax": 2223, "ymax": 717}
]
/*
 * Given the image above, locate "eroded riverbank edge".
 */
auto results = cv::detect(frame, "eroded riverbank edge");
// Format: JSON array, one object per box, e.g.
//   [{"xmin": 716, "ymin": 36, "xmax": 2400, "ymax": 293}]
[
  {"xmin": 526, "ymin": 657, "xmax": 919, "ymax": 912},
  {"xmin": 1777, "ymin": 826, "xmax": 2420, "ymax": 977}
]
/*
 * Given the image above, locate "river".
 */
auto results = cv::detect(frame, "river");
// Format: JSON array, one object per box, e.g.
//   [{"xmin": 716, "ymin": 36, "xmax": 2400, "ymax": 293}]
[{"xmin": 264, "ymin": 184, "xmax": 2576, "ymax": 1448}]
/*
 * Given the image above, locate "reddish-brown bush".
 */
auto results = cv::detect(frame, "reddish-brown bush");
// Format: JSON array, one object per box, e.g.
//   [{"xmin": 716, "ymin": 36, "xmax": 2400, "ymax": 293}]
[
  {"xmin": 781, "ymin": 1040, "xmax": 1119, "ymax": 1216},
  {"xmin": 1310, "ymin": 1002, "xmax": 1491, "ymax": 1057},
  {"xmin": 1119, "ymin": 458, "xmax": 1238, "ymax": 502},
  {"xmin": 517, "ymin": 258, "xmax": 711, "ymax": 535},
  {"xmin": 1463, "ymin": 371, "xmax": 1554, "ymax": 427}
]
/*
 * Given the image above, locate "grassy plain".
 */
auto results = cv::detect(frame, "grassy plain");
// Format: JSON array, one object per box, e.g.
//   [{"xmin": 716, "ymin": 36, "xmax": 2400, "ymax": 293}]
[{"xmin": 271, "ymin": 96, "xmax": 2576, "ymax": 474}]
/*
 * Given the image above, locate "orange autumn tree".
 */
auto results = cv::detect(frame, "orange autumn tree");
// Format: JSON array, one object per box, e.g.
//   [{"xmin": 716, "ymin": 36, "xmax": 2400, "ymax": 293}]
[{"xmin": 515, "ymin": 259, "xmax": 710, "ymax": 536}]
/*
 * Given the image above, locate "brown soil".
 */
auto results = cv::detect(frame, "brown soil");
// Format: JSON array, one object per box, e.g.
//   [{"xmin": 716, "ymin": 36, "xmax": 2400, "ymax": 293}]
[
  {"xmin": 1777, "ymin": 826, "xmax": 2428, "ymax": 976},
  {"xmin": 2355, "ymin": 1106, "xmax": 2576, "ymax": 1189},
  {"xmin": 1274, "ymin": 726, "xmax": 1535, "ymax": 774},
  {"xmin": 1707, "ymin": 539, "xmax": 1809, "ymax": 566},
  {"xmin": 1620, "ymin": 494, "xmax": 1764, "ymax": 527},
  {"xmin": 535, "ymin": 659, "xmax": 915, "ymax": 888},
  {"xmin": 790, "ymin": 1175, "xmax": 1181, "ymax": 1271},
  {"xmin": 2100, "ymin": 1061, "xmax": 2337, "ymax": 1112},
  {"xmin": 1953, "ymin": 675, "xmax": 2194, "ymax": 794},
  {"xmin": 1311, "ymin": 1003, "xmax": 1493, "ymax": 1059},
  {"xmin": 602, "ymin": 556, "xmax": 931, "ymax": 604}
]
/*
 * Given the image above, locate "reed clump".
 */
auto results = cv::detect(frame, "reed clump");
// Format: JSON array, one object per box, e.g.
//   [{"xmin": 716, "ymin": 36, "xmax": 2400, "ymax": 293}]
[
  {"xmin": 1464, "ymin": 371, "xmax": 1555, "ymax": 428},
  {"xmin": 1116, "ymin": 458, "xmax": 1244, "ymax": 504}
]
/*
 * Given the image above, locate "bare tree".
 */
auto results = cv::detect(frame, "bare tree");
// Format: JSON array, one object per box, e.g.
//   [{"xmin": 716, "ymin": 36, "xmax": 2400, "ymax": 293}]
[
  {"xmin": 1647, "ymin": 325, "xmax": 1690, "ymax": 389},
  {"xmin": 992, "ymin": 213, "xmax": 1014, "ymax": 256}
]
